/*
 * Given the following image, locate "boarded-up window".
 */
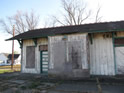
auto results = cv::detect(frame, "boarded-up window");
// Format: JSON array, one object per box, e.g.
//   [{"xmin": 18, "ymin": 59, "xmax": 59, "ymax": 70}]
[
  {"xmin": 115, "ymin": 38, "xmax": 124, "ymax": 45},
  {"xmin": 39, "ymin": 45, "xmax": 48, "ymax": 51},
  {"xmin": 26, "ymin": 46, "xmax": 35, "ymax": 68},
  {"xmin": 50, "ymin": 41, "xmax": 66, "ymax": 70},
  {"xmin": 68, "ymin": 41, "xmax": 82, "ymax": 69}
]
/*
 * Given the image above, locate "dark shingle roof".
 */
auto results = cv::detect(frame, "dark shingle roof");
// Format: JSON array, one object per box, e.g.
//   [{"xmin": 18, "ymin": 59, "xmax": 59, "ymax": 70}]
[
  {"xmin": 6, "ymin": 21, "xmax": 124, "ymax": 40},
  {"xmin": 8, "ymin": 54, "xmax": 20, "ymax": 60}
]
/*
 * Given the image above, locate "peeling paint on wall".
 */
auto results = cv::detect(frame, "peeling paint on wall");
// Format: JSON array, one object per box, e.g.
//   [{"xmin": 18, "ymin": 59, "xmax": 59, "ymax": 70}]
[{"xmin": 49, "ymin": 34, "xmax": 90, "ymax": 77}]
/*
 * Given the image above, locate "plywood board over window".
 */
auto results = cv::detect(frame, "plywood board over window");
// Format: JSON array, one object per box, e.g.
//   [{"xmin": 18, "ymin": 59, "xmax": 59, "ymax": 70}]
[
  {"xmin": 26, "ymin": 46, "xmax": 35, "ymax": 68},
  {"xmin": 115, "ymin": 47, "xmax": 124, "ymax": 74},
  {"xmin": 114, "ymin": 38, "xmax": 124, "ymax": 74},
  {"xmin": 68, "ymin": 41, "xmax": 82, "ymax": 69},
  {"xmin": 114, "ymin": 38, "xmax": 124, "ymax": 45},
  {"xmin": 49, "ymin": 34, "xmax": 90, "ymax": 77},
  {"xmin": 39, "ymin": 45, "xmax": 48, "ymax": 51}
]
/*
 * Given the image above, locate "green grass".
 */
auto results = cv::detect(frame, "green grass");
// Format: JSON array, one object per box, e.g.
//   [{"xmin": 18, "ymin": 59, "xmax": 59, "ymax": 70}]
[
  {"xmin": 0, "ymin": 69, "xmax": 14, "ymax": 74},
  {"xmin": 0, "ymin": 65, "xmax": 21, "ymax": 69},
  {"xmin": 0, "ymin": 65, "xmax": 21, "ymax": 74}
]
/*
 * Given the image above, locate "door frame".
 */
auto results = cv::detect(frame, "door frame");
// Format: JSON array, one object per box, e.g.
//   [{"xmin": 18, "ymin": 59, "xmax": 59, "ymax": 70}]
[
  {"xmin": 112, "ymin": 32, "xmax": 124, "ymax": 75},
  {"xmin": 40, "ymin": 51, "xmax": 48, "ymax": 74},
  {"xmin": 115, "ymin": 46, "xmax": 124, "ymax": 75}
]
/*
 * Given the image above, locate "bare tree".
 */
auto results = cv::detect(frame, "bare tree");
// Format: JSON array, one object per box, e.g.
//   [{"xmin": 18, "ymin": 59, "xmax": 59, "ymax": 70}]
[
  {"xmin": 0, "ymin": 10, "xmax": 39, "ymax": 35},
  {"xmin": 43, "ymin": 17, "xmax": 57, "ymax": 28},
  {"xmin": 95, "ymin": 6, "xmax": 102, "ymax": 23},
  {"xmin": 52, "ymin": 0, "xmax": 91, "ymax": 26}
]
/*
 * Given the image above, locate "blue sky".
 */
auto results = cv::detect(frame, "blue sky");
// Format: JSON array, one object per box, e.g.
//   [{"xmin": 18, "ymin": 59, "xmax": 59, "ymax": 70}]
[
  {"xmin": 0, "ymin": 0, "xmax": 61, "ymax": 53},
  {"xmin": 0, "ymin": 0, "xmax": 124, "ymax": 53},
  {"xmin": 0, "ymin": 0, "xmax": 61, "ymax": 20}
]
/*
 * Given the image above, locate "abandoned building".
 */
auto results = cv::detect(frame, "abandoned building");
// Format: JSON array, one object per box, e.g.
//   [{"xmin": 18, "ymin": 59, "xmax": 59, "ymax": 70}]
[{"xmin": 7, "ymin": 21, "xmax": 124, "ymax": 78}]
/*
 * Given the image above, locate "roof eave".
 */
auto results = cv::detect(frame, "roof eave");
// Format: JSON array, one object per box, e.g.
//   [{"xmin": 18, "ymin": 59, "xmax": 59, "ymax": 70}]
[{"xmin": 5, "ymin": 29, "xmax": 124, "ymax": 41}]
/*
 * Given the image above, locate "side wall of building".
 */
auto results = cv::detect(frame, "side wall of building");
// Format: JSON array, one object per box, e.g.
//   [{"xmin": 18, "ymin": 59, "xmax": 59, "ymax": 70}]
[
  {"xmin": 21, "ymin": 38, "xmax": 48, "ymax": 73},
  {"xmin": 115, "ymin": 31, "xmax": 124, "ymax": 74},
  {"xmin": 21, "ymin": 31, "xmax": 124, "ymax": 76},
  {"xmin": 48, "ymin": 34, "xmax": 90, "ymax": 78},
  {"xmin": 90, "ymin": 33, "xmax": 115, "ymax": 75}
]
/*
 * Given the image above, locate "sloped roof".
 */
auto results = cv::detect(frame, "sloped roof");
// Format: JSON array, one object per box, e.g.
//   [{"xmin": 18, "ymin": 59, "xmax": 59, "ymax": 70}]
[
  {"xmin": 8, "ymin": 54, "xmax": 20, "ymax": 60},
  {"xmin": 6, "ymin": 21, "xmax": 124, "ymax": 40}
]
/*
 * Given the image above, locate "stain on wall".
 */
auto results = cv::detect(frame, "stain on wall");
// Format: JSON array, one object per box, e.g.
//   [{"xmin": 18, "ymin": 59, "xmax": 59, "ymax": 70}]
[
  {"xmin": 68, "ymin": 41, "xmax": 82, "ymax": 69},
  {"xmin": 49, "ymin": 34, "xmax": 90, "ymax": 78},
  {"xmin": 115, "ymin": 47, "xmax": 124, "ymax": 74}
]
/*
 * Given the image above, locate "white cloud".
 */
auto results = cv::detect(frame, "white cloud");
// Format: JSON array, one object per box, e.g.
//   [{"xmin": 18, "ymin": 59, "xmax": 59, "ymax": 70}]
[{"xmin": 86, "ymin": 0, "xmax": 124, "ymax": 22}]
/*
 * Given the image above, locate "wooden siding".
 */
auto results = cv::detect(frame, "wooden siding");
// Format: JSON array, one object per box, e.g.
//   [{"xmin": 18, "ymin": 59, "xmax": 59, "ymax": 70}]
[
  {"xmin": 49, "ymin": 34, "xmax": 89, "ymax": 69},
  {"xmin": 68, "ymin": 34, "xmax": 89, "ymax": 69},
  {"xmin": 22, "ymin": 38, "xmax": 48, "ymax": 73},
  {"xmin": 90, "ymin": 33, "xmax": 115, "ymax": 75},
  {"xmin": 115, "ymin": 31, "xmax": 124, "ymax": 74},
  {"xmin": 49, "ymin": 34, "xmax": 90, "ymax": 77},
  {"xmin": 48, "ymin": 35, "xmax": 66, "ymax": 69},
  {"xmin": 116, "ymin": 31, "xmax": 124, "ymax": 37},
  {"xmin": 115, "ymin": 38, "xmax": 124, "ymax": 45},
  {"xmin": 39, "ymin": 45, "xmax": 48, "ymax": 51},
  {"xmin": 21, "ymin": 31, "xmax": 124, "ymax": 75},
  {"xmin": 115, "ymin": 47, "xmax": 124, "ymax": 74}
]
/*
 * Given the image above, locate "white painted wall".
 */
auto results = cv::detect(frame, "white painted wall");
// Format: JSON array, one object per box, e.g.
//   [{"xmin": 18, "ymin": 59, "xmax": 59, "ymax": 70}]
[
  {"xmin": 21, "ymin": 32, "xmax": 124, "ymax": 76},
  {"xmin": 115, "ymin": 31, "xmax": 124, "ymax": 75},
  {"xmin": 48, "ymin": 34, "xmax": 90, "ymax": 77},
  {"xmin": 90, "ymin": 33, "xmax": 115, "ymax": 75},
  {"xmin": 0, "ymin": 53, "xmax": 8, "ymax": 65},
  {"xmin": 49, "ymin": 33, "xmax": 89, "ymax": 70},
  {"xmin": 22, "ymin": 38, "xmax": 48, "ymax": 73},
  {"xmin": 116, "ymin": 31, "xmax": 124, "ymax": 37},
  {"xmin": 115, "ymin": 47, "xmax": 124, "ymax": 74}
]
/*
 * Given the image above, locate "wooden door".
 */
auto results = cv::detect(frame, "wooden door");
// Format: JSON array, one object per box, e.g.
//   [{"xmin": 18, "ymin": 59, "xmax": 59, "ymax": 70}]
[{"xmin": 40, "ymin": 51, "xmax": 48, "ymax": 73}]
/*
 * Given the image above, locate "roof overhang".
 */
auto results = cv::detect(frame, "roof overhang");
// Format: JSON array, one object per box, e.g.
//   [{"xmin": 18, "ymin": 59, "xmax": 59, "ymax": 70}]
[{"xmin": 6, "ymin": 21, "xmax": 124, "ymax": 41}]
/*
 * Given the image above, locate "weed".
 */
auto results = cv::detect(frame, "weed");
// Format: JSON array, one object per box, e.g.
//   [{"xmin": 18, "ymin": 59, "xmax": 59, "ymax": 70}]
[
  {"xmin": 20, "ymin": 86, "xmax": 27, "ymax": 90},
  {"xmin": 28, "ymin": 82, "xmax": 40, "ymax": 89}
]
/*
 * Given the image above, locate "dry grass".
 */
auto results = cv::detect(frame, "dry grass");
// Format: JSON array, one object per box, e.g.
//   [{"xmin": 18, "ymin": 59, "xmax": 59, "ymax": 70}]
[{"xmin": 0, "ymin": 65, "xmax": 21, "ymax": 74}]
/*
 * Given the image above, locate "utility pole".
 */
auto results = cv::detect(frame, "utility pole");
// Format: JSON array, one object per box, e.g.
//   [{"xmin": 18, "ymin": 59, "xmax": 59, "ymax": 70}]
[{"xmin": 11, "ymin": 25, "xmax": 15, "ymax": 70}]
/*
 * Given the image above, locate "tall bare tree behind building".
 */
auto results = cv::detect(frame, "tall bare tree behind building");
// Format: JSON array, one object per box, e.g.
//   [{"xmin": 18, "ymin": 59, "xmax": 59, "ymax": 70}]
[
  {"xmin": 52, "ymin": 0, "xmax": 91, "ymax": 26},
  {"xmin": 0, "ymin": 10, "xmax": 39, "ymax": 35},
  {"xmin": 44, "ymin": 0, "xmax": 102, "ymax": 28},
  {"xmin": 95, "ymin": 5, "xmax": 102, "ymax": 23}
]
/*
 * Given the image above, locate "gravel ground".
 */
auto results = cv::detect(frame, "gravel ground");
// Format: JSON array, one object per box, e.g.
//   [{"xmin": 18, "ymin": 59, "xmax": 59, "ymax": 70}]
[{"xmin": 0, "ymin": 72, "xmax": 124, "ymax": 93}]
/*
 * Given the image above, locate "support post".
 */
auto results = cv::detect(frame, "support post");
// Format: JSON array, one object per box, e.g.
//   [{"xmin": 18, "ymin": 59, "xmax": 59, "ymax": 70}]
[
  {"xmin": 89, "ymin": 33, "xmax": 93, "ymax": 44},
  {"xmin": 17, "ymin": 40, "xmax": 23, "ymax": 48},
  {"xmin": 33, "ymin": 38, "xmax": 37, "ymax": 47},
  {"xmin": 112, "ymin": 32, "xmax": 117, "ymax": 75},
  {"xmin": 11, "ymin": 25, "xmax": 15, "ymax": 70}
]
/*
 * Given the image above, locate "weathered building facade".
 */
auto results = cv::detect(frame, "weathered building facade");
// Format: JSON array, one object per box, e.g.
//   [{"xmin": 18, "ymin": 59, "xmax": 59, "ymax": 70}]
[{"xmin": 7, "ymin": 21, "xmax": 124, "ymax": 78}]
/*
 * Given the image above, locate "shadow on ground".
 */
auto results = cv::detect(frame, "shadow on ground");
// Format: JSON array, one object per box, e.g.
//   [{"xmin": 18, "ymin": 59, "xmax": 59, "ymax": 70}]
[{"xmin": 0, "ymin": 72, "xmax": 124, "ymax": 93}]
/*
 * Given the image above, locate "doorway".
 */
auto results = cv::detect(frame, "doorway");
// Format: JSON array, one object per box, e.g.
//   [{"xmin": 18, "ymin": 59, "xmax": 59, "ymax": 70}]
[{"xmin": 40, "ymin": 51, "xmax": 48, "ymax": 73}]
